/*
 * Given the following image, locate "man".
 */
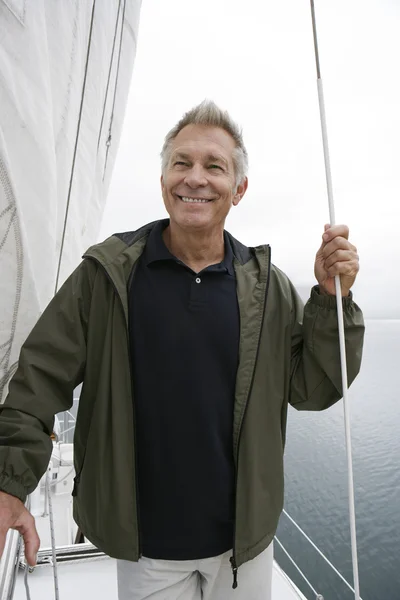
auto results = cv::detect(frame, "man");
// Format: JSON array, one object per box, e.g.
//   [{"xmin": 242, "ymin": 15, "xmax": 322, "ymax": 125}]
[{"xmin": 0, "ymin": 101, "xmax": 364, "ymax": 600}]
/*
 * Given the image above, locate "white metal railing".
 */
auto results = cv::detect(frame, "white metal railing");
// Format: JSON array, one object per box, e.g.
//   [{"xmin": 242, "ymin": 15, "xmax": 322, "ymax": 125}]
[
  {"xmin": 58, "ymin": 409, "xmax": 77, "ymax": 443},
  {"xmin": 275, "ymin": 509, "xmax": 364, "ymax": 600},
  {"xmin": 0, "ymin": 498, "xmax": 30, "ymax": 600},
  {"xmin": 0, "ymin": 410, "xmax": 76, "ymax": 599},
  {"xmin": 275, "ymin": 536, "xmax": 323, "ymax": 599},
  {"xmin": 0, "ymin": 530, "xmax": 20, "ymax": 600}
]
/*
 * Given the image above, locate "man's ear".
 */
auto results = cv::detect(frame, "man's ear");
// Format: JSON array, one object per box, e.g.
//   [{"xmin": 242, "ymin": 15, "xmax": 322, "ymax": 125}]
[
  {"xmin": 232, "ymin": 177, "xmax": 248, "ymax": 207},
  {"xmin": 160, "ymin": 174, "xmax": 165, "ymax": 191}
]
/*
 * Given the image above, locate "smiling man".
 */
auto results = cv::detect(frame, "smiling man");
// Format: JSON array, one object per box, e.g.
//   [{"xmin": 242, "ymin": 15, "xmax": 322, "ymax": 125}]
[
  {"xmin": 0, "ymin": 101, "xmax": 364, "ymax": 600},
  {"xmin": 160, "ymin": 122, "xmax": 247, "ymax": 269}
]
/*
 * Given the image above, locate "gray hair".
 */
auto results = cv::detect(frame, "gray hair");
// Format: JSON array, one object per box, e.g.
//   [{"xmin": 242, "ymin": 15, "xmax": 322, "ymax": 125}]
[{"xmin": 161, "ymin": 100, "xmax": 248, "ymax": 189}]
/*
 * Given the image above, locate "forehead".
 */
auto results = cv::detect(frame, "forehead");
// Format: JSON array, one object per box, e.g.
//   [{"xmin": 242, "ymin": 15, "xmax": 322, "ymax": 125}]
[{"xmin": 170, "ymin": 125, "xmax": 236, "ymax": 162}]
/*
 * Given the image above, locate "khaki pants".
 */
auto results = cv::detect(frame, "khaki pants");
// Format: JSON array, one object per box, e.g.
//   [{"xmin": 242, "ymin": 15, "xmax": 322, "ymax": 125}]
[{"xmin": 117, "ymin": 543, "xmax": 273, "ymax": 600}]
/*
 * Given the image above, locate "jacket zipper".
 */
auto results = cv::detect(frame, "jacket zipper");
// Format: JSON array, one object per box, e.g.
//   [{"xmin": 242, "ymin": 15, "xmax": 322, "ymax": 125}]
[
  {"xmin": 230, "ymin": 248, "xmax": 271, "ymax": 588},
  {"xmin": 83, "ymin": 255, "xmax": 142, "ymax": 558}
]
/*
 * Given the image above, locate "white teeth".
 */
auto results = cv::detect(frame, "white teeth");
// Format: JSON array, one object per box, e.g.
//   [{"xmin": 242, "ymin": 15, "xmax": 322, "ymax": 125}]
[{"xmin": 181, "ymin": 196, "xmax": 210, "ymax": 203}]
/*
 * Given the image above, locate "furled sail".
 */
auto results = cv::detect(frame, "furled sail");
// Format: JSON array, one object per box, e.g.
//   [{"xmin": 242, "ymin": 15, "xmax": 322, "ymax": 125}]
[{"xmin": 0, "ymin": 0, "xmax": 142, "ymax": 402}]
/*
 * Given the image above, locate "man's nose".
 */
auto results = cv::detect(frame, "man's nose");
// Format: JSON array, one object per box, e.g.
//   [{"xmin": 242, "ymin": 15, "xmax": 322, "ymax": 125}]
[{"xmin": 184, "ymin": 164, "xmax": 208, "ymax": 188}]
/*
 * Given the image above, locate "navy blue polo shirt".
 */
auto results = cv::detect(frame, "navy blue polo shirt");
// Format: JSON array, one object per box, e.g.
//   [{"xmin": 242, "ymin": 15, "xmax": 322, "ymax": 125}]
[{"xmin": 129, "ymin": 220, "xmax": 240, "ymax": 560}]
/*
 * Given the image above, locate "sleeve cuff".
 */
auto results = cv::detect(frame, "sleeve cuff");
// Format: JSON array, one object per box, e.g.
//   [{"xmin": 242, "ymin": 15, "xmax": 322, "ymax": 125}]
[
  {"xmin": 309, "ymin": 285, "xmax": 354, "ymax": 309},
  {"xmin": 0, "ymin": 472, "xmax": 28, "ymax": 503}
]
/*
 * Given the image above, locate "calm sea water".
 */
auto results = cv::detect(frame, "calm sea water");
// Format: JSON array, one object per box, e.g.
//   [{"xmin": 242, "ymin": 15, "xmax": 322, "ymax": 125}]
[{"xmin": 276, "ymin": 320, "xmax": 400, "ymax": 600}]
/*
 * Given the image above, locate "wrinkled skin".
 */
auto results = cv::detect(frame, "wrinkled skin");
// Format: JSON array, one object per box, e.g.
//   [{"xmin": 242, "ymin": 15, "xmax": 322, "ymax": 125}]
[
  {"xmin": 0, "ymin": 491, "xmax": 40, "ymax": 566},
  {"xmin": 160, "ymin": 124, "xmax": 248, "ymax": 273},
  {"xmin": 315, "ymin": 224, "xmax": 359, "ymax": 296}
]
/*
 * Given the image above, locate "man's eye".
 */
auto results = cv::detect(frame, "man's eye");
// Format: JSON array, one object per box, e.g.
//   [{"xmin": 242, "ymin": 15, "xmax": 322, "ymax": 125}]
[
  {"xmin": 209, "ymin": 164, "xmax": 223, "ymax": 170},
  {"xmin": 174, "ymin": 161, "xmax": 188, "ymax": 166}
]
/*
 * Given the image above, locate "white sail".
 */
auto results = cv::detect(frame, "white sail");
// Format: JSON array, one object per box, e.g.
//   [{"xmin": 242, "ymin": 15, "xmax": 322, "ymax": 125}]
[{"xmin": 0, "ymin": 0, "xmax": 142, "ymax": 402}]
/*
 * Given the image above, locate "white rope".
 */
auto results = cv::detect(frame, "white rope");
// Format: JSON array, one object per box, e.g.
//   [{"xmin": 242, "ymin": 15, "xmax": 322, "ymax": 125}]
[
  {"xmin": 281, "ymin": 510, "xmax": 363, "ymax": 597},
  {"xmin": 22, "ymin": 463, "xmax": 73, "ymax": 599},
  {"xmin": 275, "ymin": 536, "xmax": 324, "ymax": 599},
  {"xmin": 46, "ymin": 470, "xmax": 60, "ymax": 600},
  {"xmin": 23, "ymin": 565, "xmax": 32, "ymax": 600},
  {"xmin": 310, "ymin": 3, "xmax": 360, "ymax": 599},
  {"xmin": 21, "ymin": 498, "xmax": 33, "ymax": 600}
]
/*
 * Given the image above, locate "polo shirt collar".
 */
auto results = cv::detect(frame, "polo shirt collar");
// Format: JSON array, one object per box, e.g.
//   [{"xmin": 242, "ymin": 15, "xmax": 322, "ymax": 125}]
[{"xmin": 143, "ymin": 220, "xmax": 235, "ymax": 276}]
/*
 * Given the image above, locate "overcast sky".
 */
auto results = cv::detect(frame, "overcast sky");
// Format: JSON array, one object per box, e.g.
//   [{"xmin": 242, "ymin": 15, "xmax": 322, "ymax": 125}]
[{"xmin": 99, "ymin": 0, "xmax": 400, "ymax": 318}]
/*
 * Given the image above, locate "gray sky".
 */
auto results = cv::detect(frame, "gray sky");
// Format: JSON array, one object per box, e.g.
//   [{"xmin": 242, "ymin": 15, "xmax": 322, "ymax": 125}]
[{"xmin": 99, "ymin": 0, "xmax": 400, "ymax": 318}]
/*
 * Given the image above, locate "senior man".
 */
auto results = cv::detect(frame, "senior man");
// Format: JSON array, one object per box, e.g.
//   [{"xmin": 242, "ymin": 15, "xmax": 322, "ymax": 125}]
[{"xmin": 0, "ymin": 101, "xmax": 364, "ymax": 600}]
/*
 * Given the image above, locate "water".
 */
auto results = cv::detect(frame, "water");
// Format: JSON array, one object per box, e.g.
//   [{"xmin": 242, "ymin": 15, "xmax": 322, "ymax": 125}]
[{"xmin": 276, "ymin": 320, "xmax": 400, "ymax": 600}]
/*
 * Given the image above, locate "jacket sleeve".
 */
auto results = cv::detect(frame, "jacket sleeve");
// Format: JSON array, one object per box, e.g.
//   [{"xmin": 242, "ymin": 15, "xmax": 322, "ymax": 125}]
[
  {"xmin": 0, "ymin": 259, "xmax": 96, "ymax": 502},
  {"xmin": 289, "ymin": 284, "xmax": 365, "ymax": 411}
]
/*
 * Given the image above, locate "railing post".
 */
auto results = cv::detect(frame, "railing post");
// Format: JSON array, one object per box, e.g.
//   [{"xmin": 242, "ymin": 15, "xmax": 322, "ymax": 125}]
[{"xmin": 0, "ymin": 529, "xmax": 21, "ymax": 600}]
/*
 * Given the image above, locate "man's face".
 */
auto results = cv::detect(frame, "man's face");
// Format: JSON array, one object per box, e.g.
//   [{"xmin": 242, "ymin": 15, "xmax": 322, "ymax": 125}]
[{"xmin": 161, "ymin": 125, "xmax": 247, "ymax": 233}]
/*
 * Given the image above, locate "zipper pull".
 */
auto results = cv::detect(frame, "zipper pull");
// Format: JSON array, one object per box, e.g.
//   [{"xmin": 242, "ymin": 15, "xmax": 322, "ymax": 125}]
[{"xmin": 230, "ymin": 556, "xmax": 238, "ymax": 589}]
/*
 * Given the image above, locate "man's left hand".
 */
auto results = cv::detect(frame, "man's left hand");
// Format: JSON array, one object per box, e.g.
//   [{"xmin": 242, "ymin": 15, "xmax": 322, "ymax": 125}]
[{"xmin": 314, "ymin": 224, "xmax": 359, "ymax": 297}]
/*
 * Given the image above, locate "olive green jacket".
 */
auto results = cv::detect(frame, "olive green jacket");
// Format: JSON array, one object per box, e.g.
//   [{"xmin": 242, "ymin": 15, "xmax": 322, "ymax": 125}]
[{"xmin": 0, "ymin": 220, "xmax": 364, "ymax": 568}]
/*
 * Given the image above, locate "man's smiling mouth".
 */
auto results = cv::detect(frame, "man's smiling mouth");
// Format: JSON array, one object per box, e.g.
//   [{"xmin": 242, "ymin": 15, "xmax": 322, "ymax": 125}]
[{"xmin": 177, "ymin": 196, "xmax": 213, "ymax": 203}]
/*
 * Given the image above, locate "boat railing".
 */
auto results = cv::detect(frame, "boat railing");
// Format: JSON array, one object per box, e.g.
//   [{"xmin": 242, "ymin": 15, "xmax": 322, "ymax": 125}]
[
  {"xmin": 57, "ymin": 407, "xmax": 77, "ymax": 443},
  {"xmin": 275, "ymin": 509, "xmax": 364, "ymax": 600},
  {"xmin": 0, "ymin": 530, "xmax": 20, "ymax": 600},
  {"xmin": 0, "ymin": 498, "xmax": 29, "ymax": 600},
  {"xmin": 275, "ymin": 535, "xmax": 324, "ymax": 600}
]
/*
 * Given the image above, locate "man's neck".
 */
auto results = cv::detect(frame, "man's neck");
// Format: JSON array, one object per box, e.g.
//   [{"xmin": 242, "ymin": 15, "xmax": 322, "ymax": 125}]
[{"xmin": 162, "ymin": 222, "xmax": 225, "ymax": 273}]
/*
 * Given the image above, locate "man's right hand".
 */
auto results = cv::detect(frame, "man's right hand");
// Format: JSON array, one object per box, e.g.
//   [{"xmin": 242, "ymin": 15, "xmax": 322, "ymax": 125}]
[{"xmin": 0, "ymin": 491, "xmax": 40, "ymax": 566}]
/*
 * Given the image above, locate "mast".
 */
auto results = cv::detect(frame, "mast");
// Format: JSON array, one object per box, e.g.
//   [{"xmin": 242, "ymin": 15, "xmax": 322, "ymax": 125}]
[{"xmin": 309, "ymin": 3, "xmax": 361, "ymax": 599}]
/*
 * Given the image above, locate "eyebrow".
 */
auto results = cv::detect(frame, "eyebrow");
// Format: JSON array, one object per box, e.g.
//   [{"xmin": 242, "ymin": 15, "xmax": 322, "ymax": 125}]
[
  {"xmin": 172, "ymin": 152, "xmax": 191, "ymax": 162},
  {"xmin": 172, "ymin": 152, "xmax": 228, "ymax": 168},
  {"xmin": 207, "ymin": 154, "xmax": 228, "ymax": 167}
]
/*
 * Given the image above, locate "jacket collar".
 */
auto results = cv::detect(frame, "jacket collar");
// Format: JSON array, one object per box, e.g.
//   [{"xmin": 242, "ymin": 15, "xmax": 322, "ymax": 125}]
[
  {"xmin": 84, "ymin": 219, "xmax": 269, "ymax": 329},
  {"xmin": 141, "ymin": 220, "xmax": 235, "ymax": 276},
  {"xmin": 114, "ymin": 219, "xmax": 253, "ymax": 268}
]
